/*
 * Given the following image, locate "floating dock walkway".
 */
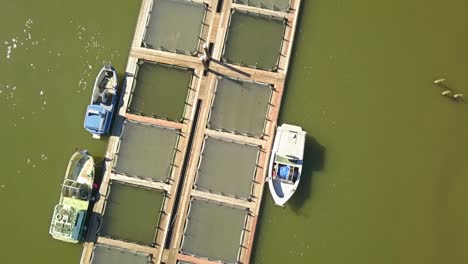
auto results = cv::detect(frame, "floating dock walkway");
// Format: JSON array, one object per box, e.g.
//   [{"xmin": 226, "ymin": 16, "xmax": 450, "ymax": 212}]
[{"xmin": 80, "ymin": 0, "xmax": 301, "ymax": 263}]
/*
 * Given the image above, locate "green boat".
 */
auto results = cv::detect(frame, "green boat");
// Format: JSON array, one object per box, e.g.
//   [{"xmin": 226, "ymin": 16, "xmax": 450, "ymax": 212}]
[{"xmin": 49, "ymin": 150, "xmax": 95, "ymax": 243}]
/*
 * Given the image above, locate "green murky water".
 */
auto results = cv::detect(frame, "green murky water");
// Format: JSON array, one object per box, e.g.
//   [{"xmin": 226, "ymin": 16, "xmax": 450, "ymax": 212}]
[
  {"xmin": 129, "ymin": 62, "xmax": 192, "ymax": 121},
  {"xmin": 144, "ymin": 0, "xmax": 206, "ymax": 54},
  {"xmin": 252, "ymin": 1, "xmax": 468, "ymax": 264},
  {"xmin": 182, "ymin": 199, "xmax": 246, "ymax": 263},
  {"xmin": 100, "ymin": 182, "xmax": 164, "ymax": 245},
  {"xmin": 1, "ymin": 0, "xmax": 468, "ymax": 264},
  {"xmin": 114, "ymin": 121, "xmax": 179, "ymax": 181},
  {"xmin": 209, "ymin": 77, "xmax": 271, "ymax": 137},
  {"xmin": 196, "ymin": 137, "xmax": 259, "ymax": 198},
  {"xmin": 223, "ymin": 11, "xmax": 284, "ymax": 70},
  {"xmin": 92, "ymin": 244, "xmax": 151, "ymax": 264},
  {"xmin": 0, "ymin": 0, "xmax": 140, "ymax": 262}
]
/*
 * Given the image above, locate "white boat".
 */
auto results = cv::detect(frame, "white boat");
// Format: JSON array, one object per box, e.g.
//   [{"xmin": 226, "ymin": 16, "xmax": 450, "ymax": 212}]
[{"xmin": 267, "ymin": 124, "xmax": 306, "ymax": 206}]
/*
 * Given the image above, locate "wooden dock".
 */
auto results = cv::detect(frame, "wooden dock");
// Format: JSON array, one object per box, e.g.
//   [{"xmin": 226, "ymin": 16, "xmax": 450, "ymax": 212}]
[{"xmin": 80, "ymin": 0, "xmax": 301, "ymax": 263}]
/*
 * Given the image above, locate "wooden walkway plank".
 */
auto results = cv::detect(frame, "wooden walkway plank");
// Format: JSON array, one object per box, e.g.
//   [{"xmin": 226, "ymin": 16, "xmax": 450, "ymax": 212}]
[
  {"xmin": 131, "ymin": 0, "xmax": 153, "ymax": 48},
  {"xmin": 131, "ymin": 47, "xmax": 203, "ymax": 70},
  {"xmin": 178, "ymin": 253, "xmax": 221, "ymax": 264},
  {"xmin": 278, "ymin": 0, "xmax": 301, "ymax": 74},
  {"xmin": 211, "ymin": 0, "xmax": 232, "ymax": 60},
  {"xmin": 125, "ymin": 113, "xmax": 183, "ymax": 130},
  {"xmin": 191, "ymin": 189, "xmax": 255, "ymax": 210},
  {"xmin": 110, "ymin": 173, "xmax": 171, "ymax": 192},
  {"xmin": 97, "ymin": 237, "xmax": 157, "ymax": 255},
  {"xmin": 205, "ymin": 129, "xmax": 265, "ymax": 147}
]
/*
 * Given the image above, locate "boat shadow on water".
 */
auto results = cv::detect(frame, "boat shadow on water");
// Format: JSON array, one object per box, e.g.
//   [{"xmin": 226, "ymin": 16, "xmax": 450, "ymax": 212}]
[
  {"xmin": 288, "ymin": 135, "xmax": 326, "ymax": 213},
  {"xmin": 109, "ymin": 72, "xmax": 133, "ymax": 138},
  {"xmin": 83, "ymin": 211, "xmax": 102, "ymax": 243}
]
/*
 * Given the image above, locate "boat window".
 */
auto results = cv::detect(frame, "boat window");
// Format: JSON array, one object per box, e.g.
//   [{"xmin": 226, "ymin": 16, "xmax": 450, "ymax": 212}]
[
  {"xmin": 66, "ymin": 154, "xmax": 90, "ymax": 180},
  {"xmin": 275, "ymin": 154, "xmax": 299, "ymax": 166},
  {"xmin": 273, "ymin": 162, "xmax": 297, "ymax": 184}
]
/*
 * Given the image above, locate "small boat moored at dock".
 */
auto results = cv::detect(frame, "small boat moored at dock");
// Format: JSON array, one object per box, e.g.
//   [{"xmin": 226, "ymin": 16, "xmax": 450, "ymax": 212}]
[
  {"xmin": 267, "ymin": 124, "xmax": 306, "ymax": 206},
  {"xmin": 49, "ymin": 150, "xmax": 94, "ymax": 243},
  {"xmin": 83, "ymin": 64, "xmax": 118, "ymax": 139}
]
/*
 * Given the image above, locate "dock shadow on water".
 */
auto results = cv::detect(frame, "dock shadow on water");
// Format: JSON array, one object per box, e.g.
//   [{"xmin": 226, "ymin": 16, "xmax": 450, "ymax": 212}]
[
  {"xmin": 109, "ymin": 72, "xmax": 131, "ymax": 137},
  {"xmin": 288, "ymin": 135, "xmax": 326, "ymax": 213},
  {"xmin": 84, "ymin": 211, "xmax": 102, "ymax": 243},
  {"xmin": 84, "ymin": 155, "xmax": 105, "ymax": 243}
]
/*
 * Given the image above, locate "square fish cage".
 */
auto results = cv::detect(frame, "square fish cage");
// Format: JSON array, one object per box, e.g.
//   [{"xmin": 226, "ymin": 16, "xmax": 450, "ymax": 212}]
[
  {"xmin": 222, "ymin": 10, "xmax": 286, "ymax": 71},
  {"xmin": 91, "ymin": 244, "xmax": 152, "ymax": 264},
  {"xmin": 208, "ymin": 76, "xmax": 272, "ymax": 137},
  {"xmin": 114, "ymin": 120, "xmax": 180, "ymax": 182},
  {"xmin": 181, "ymin": 199, "xmax": 249, "ymax": 263},
  {"xmin": 194, "ymin": 136, "xmax": 260, "ymax": 199},
  {"xmin": 99, "ymin": 181, "xmax": 166, "ymax": 246},
  {"xmin": 128, "ymin": 61, "xmax": 193, "ymax": 122},
  {"xmin": 143, "ymin": 0, "xmax": 207, "ymax": 55}
]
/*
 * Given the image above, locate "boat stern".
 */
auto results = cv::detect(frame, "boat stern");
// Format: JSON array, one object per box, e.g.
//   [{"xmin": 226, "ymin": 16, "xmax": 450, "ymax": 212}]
[{"xmin": 49, "ymin": 204, "xmax": 87, "ymax": 243}]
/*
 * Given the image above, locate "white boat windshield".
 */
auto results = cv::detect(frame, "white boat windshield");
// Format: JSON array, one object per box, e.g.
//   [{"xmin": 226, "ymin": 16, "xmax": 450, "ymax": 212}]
[{"xmin": 66, "ymin": 153, "xmax": 91, "ymax": 181}]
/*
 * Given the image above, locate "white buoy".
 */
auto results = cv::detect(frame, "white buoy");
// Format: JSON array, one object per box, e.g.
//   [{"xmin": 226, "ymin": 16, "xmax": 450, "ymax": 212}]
[
  {"xmin": 203, "ymin": 43, "xmax": 210, "ymax": 59},
  {"xmin": 200, "ymin": 54, "xmax": 209, "ymax": 69}
]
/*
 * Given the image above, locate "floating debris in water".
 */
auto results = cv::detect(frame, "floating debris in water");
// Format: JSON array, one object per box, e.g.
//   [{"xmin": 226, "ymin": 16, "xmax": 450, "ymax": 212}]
[
  {"xmin": 25, "ymin": 18, "xmax": 33, "ymax": 28},
  {"xmin": 442, "ymin": 90, "xmax": 451, "ymax": 96},
  {"xmin": 78, "ymin": 78, "xmax": 88, "ymax": 91},
  {"xmin": 453, "ymin": 93, "xmax": 464, "ymax": 101},
  {"xmin": 2, "ymin": 18, "xmax": 35, "ymax": 60},
  {"xmin": 6, "ymin": 45, "xmax": 12, "ymax": 59}
]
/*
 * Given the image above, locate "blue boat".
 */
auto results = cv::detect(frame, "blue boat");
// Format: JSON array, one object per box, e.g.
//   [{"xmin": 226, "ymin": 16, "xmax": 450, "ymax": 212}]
[{"xmin": 83, "ymin": 64, "xmax": 118, "ymax": 139}]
